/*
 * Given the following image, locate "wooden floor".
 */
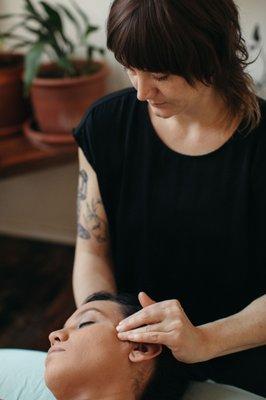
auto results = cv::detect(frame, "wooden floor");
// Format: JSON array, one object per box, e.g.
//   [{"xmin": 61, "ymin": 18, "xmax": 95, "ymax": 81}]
[{"xmin": 0, "ymin": 234, "xmax": 76, "ymax": 351}]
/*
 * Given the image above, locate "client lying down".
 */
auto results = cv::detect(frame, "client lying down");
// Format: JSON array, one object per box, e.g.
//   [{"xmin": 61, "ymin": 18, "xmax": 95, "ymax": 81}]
[{"xmin": 45, "ymin": 291, "xmax": 188, "ymax": 400}]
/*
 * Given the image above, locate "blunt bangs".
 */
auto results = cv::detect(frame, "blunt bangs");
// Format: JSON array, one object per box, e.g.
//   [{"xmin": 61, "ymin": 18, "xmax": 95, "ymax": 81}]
[{"xmin": 106, "ymin": 0, "xmax": 203, "ymax": 86}]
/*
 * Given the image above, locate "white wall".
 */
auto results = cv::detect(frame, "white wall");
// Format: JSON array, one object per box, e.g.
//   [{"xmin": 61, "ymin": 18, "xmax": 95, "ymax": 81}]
[{"xmin": 0, "ymin": 0, "xmax": 265, "ymax": 245}]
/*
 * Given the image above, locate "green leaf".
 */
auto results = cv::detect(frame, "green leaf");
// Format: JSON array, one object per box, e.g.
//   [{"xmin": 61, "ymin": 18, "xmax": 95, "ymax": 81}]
[
  {"xmin": 87, "ymin": 44, "xmax": 105, "ymax": 59},
  {"xmin": 0, "ymin": 32, "xmax": 23, "ymax": 40},
  {"xmin": 5, "ymin": 20, "xmax": 30, "ymax": 33},
  {"xmin": 25, "ymin": 25, "xmax": 48, "ymax": 40},
  {"xmin": 56, "ymin": 57, "xmax": 76, "ymax": 76},
  {"xmin": 0, "ymin": 14, "xmax": 15, "ymax": 19},
  {"xmin": 84, "ymin": 25, "xmax": 99, "ymax": 38},
  {"xmin": 9, "ymin": 40, "xmax": 34, "ymax": 51},
  {"xmin": 39, "ymin": 2, "xmax": 74, "ymax": 53},
  {"xmin": 23, "ymin": 42, "xmax": 44, "ymax": 95},
  {"xmin": 58, "ymin": 4, "xmax": 82, "ymax": 36},
  {"xmin": 25, "ymin": 0, "xmax": 40, "ymax": 17},
  {"xmin": 72, "ymin": 1, "xmax": 89, "ymax": 26},
  {"xmin": 87, "ymin": 45, "xmax": 95, "ymax": 59},
  {"xmin": 40, "ymin": 2, "xmax": 63, "ymax": 31}
]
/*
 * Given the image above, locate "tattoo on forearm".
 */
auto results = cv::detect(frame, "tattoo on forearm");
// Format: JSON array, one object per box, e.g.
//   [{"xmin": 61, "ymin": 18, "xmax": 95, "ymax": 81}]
[
  {"xmin": 77, "ymin": 168, "xmax": 108, "ymax": 243},
  {"xmin": 77, "ymin": 169, "xmax": 88, "ymax": 220},
  {"xmin": 77, "ymin": 223, "xmax": 90, "ymax": 239},
  {"xmin": 84, "ymin": 199, "xmax": 108, "ymax": 243},
  {"xmin": 77, "ymin": 169, "xmax": 90, "ymax": 239}
]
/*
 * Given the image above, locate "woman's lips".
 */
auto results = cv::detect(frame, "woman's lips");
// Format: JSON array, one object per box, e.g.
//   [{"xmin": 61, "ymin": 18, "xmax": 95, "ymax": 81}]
[
  {"xmin": 48, "ymin": 347, "xmax": 66, "ymax": 355},
  {"xmin": 150, "ymin": 102, "xmax": 166, "ymax": 107}
]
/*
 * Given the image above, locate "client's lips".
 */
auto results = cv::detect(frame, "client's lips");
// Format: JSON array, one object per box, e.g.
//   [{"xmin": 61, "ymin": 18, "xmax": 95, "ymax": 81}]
[
  {"xmin": 150, "ymin": 102, "xmax": 166, "ymax": 106},
  {"xmin": 48, "ymin": 346, "xmax": 66, "ymax": 355}
]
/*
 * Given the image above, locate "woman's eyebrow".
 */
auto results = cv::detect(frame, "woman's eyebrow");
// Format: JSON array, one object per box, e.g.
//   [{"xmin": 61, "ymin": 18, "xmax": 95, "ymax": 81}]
[{"xmin": 64, "ymin": 307, "xmax": 108, "ymax": 328}]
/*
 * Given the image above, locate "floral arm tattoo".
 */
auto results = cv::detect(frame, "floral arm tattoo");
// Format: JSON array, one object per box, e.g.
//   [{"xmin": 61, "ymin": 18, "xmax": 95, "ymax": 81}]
[{"xmin": 77, "ymin": 169, "xmax": 108, "ymax": 243}]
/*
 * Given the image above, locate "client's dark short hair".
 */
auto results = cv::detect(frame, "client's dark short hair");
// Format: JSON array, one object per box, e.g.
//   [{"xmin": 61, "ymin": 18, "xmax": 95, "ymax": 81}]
[{"xmin": 84, "ymin": 291, "xmax": 190, "ymax": 400}]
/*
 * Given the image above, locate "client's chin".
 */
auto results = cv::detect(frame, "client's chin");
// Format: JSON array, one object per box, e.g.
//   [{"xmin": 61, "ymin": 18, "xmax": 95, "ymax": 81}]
[{"xmin": 44, "ymin": 356, "xmax": 70, "ymax": 399}]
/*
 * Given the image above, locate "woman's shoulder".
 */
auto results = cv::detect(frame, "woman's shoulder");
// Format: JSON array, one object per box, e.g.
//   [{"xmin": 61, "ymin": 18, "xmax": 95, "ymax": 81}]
[
  {"xmin": 257, "ymin": 95, "xmax": 266, "ymax": 122},
  {"xmin": 240, "ymin": 96, "xmax": 266, "ymax": 147},
  {"xmin": 247, "ymin": 96, "xmax": 266, "ymax": 178},
  {"xmin": 251, "ymin": 96, "xmax": 266, "ymax": 144},
  {"xmin": 87, "ymin": 86, "xmax": 137, "ymax": 119},
  {"xmin": 74, "ymin": 86, "xmax": 139, "ymax": 139}
]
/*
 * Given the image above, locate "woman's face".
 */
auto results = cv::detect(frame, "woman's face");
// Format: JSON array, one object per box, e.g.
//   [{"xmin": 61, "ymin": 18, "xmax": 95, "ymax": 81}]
[
  {"xmin": 45, "ymin": 300, "xmax": 132, "ymax": 399},
  {"xmin": 124, "ymin": 67, "xmax": 207, "ymax": 119}
]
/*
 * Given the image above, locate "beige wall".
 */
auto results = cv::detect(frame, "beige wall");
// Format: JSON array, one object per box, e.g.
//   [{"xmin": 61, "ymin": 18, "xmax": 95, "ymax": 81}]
[
  {"xmin": 0, "ymin": 0, "xmax": 265, "ymax": 245},
  {"xmin": 0, "ymin": 163, "xmax": 78, "ymax": 245}
]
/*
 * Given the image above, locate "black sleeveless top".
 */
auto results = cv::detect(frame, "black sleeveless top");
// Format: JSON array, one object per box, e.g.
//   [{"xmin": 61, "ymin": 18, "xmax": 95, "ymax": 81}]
[{"xmin": 73, "ymin": 87, "xmax": 266, "ymax": 396}]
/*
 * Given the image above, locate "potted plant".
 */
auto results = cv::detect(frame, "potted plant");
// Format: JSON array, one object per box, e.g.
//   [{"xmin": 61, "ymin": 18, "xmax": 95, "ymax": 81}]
[
  {"xmin": 0, "ymin": 0, "xmax": 109, "ymax": 139},
  {"xmin": 0, "ymin": 40, "xmax": 29, "ymax": 136}
]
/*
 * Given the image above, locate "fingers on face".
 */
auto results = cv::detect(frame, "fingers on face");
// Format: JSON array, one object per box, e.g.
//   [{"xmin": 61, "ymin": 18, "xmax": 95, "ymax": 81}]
[
  {"xmin": 118, "ymin": 329, "xmax": 170, "ymax": 344},
  {"xmin": 120, "ymin": 322, "xmax": 163, "ymax": 336},
  {"xmin": 118, "ymin": 299, "xmax": 184, "ymax": 335},
  {"xmin": 118, "ymin": 305, "xmax": 165, "ymax": 331}
]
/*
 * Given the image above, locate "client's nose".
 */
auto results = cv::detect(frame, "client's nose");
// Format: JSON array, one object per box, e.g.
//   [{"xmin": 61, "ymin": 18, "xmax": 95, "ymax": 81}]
[{"xmin": 49, "ymin": 329, "xmax": 69, "ymax": 345}]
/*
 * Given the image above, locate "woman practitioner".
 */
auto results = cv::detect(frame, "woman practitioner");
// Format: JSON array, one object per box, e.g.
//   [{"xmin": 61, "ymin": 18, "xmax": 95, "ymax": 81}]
[{"xmin": 72, "ymin": 0, "xmax": 266, "ymax": 396}]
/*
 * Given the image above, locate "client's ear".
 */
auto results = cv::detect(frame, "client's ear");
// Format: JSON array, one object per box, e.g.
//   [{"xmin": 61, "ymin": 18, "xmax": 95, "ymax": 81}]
[{"xmin": 129, "ymin": 342, "xmax": 162, "ymax": 363}]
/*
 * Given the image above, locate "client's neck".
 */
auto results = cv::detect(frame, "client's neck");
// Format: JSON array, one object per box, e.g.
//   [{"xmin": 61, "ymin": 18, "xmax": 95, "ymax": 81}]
[
  {"xmin": 55, "ymin": 393, "xmax": 136, "ymax": 400},
  {"xmin": 54, "ymin": 386, "xmax": 137, "ymax": 400}
]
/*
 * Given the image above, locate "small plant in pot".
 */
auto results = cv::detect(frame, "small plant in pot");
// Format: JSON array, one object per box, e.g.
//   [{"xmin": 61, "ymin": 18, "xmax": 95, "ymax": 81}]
[
  {"xmin": 0, "ymin": 0, "xmax": 109, "ymax": 141},
  {"xmin": 0, "ymin": 37, "xmax": 29, "ymax": 136}
]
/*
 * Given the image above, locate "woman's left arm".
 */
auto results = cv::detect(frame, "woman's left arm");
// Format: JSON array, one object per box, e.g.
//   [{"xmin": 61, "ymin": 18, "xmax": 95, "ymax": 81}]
[
  {"xmin": 198, "ymin": 293, "xmax": 266, "ymax": 360},
  {"xmin": 116, "ymin": 292, "xmax": 266, "ymax": 364}
]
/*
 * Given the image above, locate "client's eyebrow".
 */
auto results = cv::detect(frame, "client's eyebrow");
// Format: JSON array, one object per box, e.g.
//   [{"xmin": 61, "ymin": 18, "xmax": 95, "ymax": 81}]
[{"xmin": 64, "ymin": 307, "xmax": 108, "ymax": 328}]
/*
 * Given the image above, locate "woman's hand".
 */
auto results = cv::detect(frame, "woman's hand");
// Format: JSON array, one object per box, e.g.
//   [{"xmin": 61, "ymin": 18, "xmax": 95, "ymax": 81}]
[{"xmin": 116, "ymin": 292, "xmax": 209, "ymax": 364}]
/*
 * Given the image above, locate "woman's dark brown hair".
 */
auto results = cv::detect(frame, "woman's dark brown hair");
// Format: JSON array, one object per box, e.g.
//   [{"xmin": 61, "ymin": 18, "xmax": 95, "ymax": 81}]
[{"xmin": 106, "ymin": 0, "xmax": 261, "ymax": 133}]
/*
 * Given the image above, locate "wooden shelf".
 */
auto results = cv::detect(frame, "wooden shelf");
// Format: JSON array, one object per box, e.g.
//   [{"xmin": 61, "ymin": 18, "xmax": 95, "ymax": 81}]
[{"xmin": 0, "ymin": 131, "xmax": 78, "ymax": 179}]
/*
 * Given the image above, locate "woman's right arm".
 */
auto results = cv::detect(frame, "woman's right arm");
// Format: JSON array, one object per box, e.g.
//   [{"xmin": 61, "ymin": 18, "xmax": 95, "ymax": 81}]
[{"xmin": 73, "ymin": 148, "xmax": 117, "ymax": 307}]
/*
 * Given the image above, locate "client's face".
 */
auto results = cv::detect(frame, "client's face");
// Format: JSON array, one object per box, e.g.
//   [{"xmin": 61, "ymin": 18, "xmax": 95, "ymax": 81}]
[{"xmin": 45, "ymin": 300, "xmax": 158, "ymax": 400}]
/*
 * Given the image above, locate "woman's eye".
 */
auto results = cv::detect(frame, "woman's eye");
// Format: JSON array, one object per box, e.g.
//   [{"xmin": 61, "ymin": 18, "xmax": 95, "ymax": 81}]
[
  {"xmin": 123, "ymin": 66, "xmax": 169, "ymax": 81},
  {"xmin": 78, "ymin": 321, "xmax": 94, "ymax": 329},
  {"xmin": 154, "ymin": 75, "xmax": 169, "ymax": 81}
]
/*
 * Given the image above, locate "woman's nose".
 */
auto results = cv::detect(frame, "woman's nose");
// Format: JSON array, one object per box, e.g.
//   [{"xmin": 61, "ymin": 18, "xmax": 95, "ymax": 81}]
[
  {"xmin": 136, "ymin": 76, "xmax": 155, "ymax": 102},
  {"xmin": 49, "ymin": 329, "xmax": 69, "ymax": 345}
]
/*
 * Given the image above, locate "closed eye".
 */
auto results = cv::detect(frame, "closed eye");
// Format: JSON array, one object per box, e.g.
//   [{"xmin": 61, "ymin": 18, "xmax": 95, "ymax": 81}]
[
  {"xmin": 78, "ymin": 321, "xmax": 95, "ymax": 329},
  {"xmin": 154, "ymin": 75, "xmax": 169, "ymax": 81},
  {"xmin": 123, "ymin": 66, "xmax": 169, "ymax": 81}
]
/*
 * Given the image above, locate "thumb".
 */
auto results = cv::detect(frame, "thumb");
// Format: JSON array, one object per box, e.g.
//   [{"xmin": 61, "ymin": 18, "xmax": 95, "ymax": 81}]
[{"xmin": 138, "ymin": 291, "xmax": 156, "ymax": 308}]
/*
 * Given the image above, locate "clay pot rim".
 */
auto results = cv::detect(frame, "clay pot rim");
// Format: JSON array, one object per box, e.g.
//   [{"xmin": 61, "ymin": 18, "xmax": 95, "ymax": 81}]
[
  {"xmin": 0, "ymin": 52, "xmax": 24, "ymax": 73},
  {"xmin": 0, "ymin": 122, "xmax": 23, "ymax": 137},
  {"xmin": 32, "ymin": 59, "xmax": 109, "ymax": 87},
  {"xmin": 23, "ymin": 118, "xmax": 75, "ymax": 143}
]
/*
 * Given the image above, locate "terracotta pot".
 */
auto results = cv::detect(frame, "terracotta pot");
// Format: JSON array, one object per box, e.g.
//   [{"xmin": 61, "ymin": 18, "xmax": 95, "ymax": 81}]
[
  {"xmin": 23, "ymin": 118, "xmax": 75, "ymax": 146},
  {"xmin": 30, "ymin": 60, "xmax": 109, "ymax": 134},
  {"xmin": 0, "ymin": 53, "xmax": 29, "ymax": 136},
  {"xmin": 23, "ymin": 119, "xmax": 76, "ymax": 151}
]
